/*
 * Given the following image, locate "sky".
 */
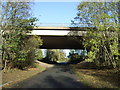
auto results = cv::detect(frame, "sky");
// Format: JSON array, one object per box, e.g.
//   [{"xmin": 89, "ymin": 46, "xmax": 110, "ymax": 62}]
[
  {"xmin": 31, "ymin": 2, "xmax": 80, "ymax": 26},
  {"xmin": 31, "ymin": 2, "xmax": 80, "ymax": 57}
]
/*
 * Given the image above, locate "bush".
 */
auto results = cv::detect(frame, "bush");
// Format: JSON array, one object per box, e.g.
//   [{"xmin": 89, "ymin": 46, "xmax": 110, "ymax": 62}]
[
  {"xmin": 68, "ymin": 53, "xmax": 85, "ymax": 64},
  {"xmin": 12, "ymin": 36, "xmax": 42, "ymax": 69},
  {"xmin": 39, "ymin": 58, "xmax": 57, "ymax": 64},
  {"xmin": 35, "ymin": 49, "xmax": 43, "ymax": 60}
]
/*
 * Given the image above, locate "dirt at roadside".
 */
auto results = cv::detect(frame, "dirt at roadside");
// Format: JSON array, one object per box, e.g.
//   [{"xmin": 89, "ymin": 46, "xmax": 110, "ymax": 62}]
[
  {"xmin": 35, "ymin": 60, "xmax": 54, "ymax": 68},
  {"xmin": 72, "ymin": 62, "xmax": 120, "ymax": 88},
  {"xmin": 1, "ymin": 62, "xmax": 47, "ymax": 88}
]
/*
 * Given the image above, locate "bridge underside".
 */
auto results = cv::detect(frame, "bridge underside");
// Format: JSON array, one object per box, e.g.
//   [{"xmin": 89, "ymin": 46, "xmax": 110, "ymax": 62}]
[{"xmin": 40, "ymin": 36, "xmax": 84, "ymax": 49}]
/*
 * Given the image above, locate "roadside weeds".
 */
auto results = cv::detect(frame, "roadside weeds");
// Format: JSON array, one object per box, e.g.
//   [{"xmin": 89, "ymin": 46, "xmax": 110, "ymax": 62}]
[{"xmin": 72, "ymin": 65, "xmax": 120, "ymax": 88}]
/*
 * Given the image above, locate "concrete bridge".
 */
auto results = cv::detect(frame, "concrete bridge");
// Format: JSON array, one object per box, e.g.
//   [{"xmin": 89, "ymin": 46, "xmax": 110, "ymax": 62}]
[{"xmin": 29, "ymin": 27, "xmax": 95, "ymax": 49}]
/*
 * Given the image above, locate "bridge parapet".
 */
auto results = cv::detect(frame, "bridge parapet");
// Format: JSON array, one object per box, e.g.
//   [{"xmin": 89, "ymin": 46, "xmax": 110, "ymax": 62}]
[{"xmin": 37, "ymin": 23, "xmax": 92, "ymax": 27}]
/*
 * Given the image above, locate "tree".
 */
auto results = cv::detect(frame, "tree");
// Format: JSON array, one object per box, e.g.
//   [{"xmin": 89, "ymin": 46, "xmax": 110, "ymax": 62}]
[
  {"xmin": 35, "ymin": 49, "xmax": 43, "ymax": 60},
  {"xmin": 45, "ymin": 49, "xmax": 58, "ymax": 63},
  {"xmin": 68, "ymin": 50, "xmax": 86, "ymax": 64},
  {"xmin": 58, "ymin": 50, "xmax": 66, "ymax": 62},
  {"xmin": 1, "ymin": 2, "xmax": 42, "ymax": 70},
  {"xmin": 72, "ymin": 2, "xmax": 120, "ymax": 68},
  {"xmin": 45, "ymin": 49, "xmax": 65, "ymax": 63},
  {"xmin": 0, "ymin": 1, "xmax": 2, "ymax": 69}
]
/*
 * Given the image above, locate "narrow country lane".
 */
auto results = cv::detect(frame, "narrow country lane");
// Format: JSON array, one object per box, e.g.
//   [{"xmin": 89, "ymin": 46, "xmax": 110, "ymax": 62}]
[{"xmin": 9, "ymin": 65, "xmax": 87, "ymax": 88}]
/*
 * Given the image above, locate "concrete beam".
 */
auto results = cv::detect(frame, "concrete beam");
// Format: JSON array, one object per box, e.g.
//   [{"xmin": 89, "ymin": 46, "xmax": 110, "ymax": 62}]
[{"xmin": 28, "ymin": 30, "xmax": 87, "ymax": 36}]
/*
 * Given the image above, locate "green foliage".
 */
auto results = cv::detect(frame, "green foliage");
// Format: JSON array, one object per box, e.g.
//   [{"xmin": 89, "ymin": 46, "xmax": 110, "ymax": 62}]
[
  {"xmin": 1, "ymin": 2, "xmax": 43, "ymax": 70},
  {"xmin": 72, "ymin": 2, "xmax": 120, "ymax": 68},
  {"xmin": 13, "ymin": 35, "xmax": 42, "ymax": 69},
  {"xmin": 35, "ymin": 49, "xmax": 43, "ymax": 60},
  {"xmin": 45, "ymin": 49, "xmax": 66, "ymax": 63},
  {"xmin": 68, "ymin": 50, "xmax": 85, "ymax": 64},
  {"xmin": 85, "ymin": 51, "xmax": 95, "ymax": 62}
]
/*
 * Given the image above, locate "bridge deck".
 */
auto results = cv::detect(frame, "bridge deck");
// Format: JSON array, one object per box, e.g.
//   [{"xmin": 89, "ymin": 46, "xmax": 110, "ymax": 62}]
[{"xmin": 28, "ymin": 27, "xmax": 92, "ymax": 49}]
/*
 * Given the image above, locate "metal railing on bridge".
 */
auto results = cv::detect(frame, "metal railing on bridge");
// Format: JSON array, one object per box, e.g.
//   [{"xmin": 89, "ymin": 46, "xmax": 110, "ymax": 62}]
[{"xmin": 37, "ymin": 23, "xmax": 93, "ymax": 27}]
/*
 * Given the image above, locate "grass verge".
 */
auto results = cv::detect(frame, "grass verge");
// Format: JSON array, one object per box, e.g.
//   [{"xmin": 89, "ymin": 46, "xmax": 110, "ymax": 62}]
[
  {"xmin": 1, "ymin": 63, "xmax": 46, "ymax": 88},
  {"xmin": 72, "ymin": 63, "xmax": 120, "ymax": 88}
]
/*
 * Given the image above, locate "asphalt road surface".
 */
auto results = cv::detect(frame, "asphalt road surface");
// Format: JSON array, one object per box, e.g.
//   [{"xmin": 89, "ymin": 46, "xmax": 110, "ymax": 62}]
[{"xmin": 10, "ymin": 65, "xmax": 87, "ymax": 88}]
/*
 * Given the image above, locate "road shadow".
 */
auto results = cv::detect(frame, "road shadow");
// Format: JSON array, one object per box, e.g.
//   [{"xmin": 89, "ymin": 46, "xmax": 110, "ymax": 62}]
[
  {"xmin": 43, "ymin": 75, "xmax": 87, "ymax": 88},
  {"xmin": 4, "ymin": 65, "xmax": 89, "ymax": 88}
]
